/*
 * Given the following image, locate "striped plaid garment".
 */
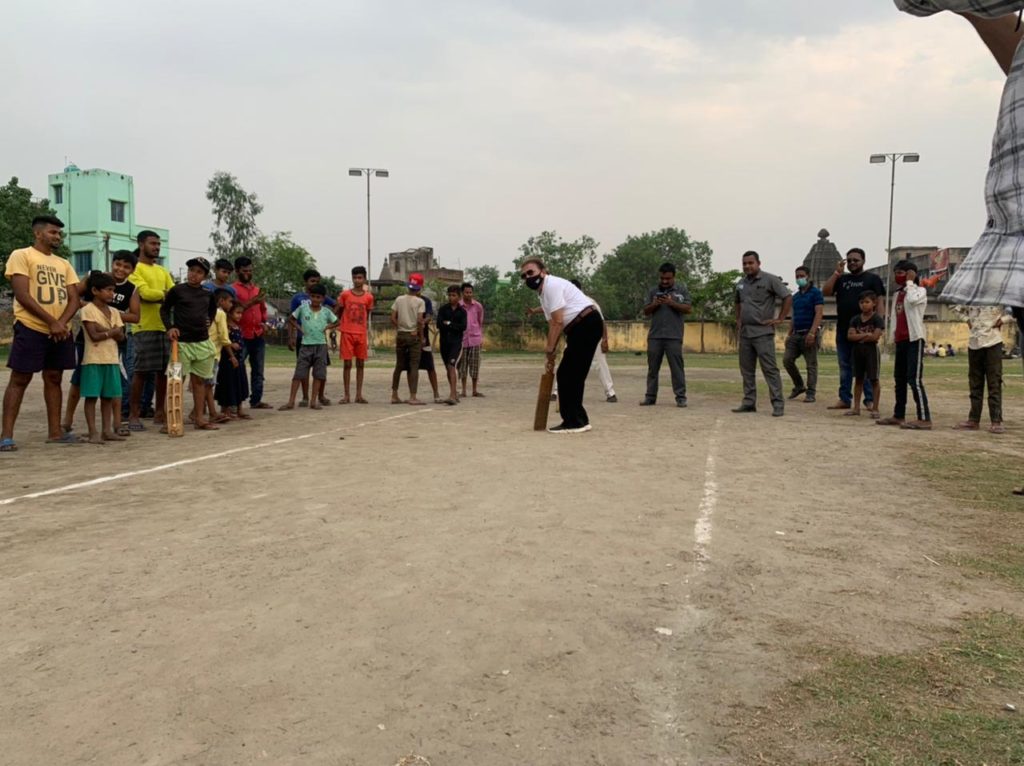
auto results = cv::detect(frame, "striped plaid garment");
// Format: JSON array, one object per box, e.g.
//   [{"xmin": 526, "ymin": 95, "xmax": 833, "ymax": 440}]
[{"xmin": 897, "ymin": 0, "xmax": 1024, "ymax": 308}]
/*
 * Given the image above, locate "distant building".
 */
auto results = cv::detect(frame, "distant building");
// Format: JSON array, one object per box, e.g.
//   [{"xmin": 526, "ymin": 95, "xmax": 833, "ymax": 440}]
[
  {"xmin": 373, "ymin": 247, "xmax": 464, "ymax": 293},
  {"xmin": 47, "ymin": 165, "xmax": 170, "ymax": 275},
  {"xmin": 801, "ymin": 228, "xmax": 842, "ymax": 287}
]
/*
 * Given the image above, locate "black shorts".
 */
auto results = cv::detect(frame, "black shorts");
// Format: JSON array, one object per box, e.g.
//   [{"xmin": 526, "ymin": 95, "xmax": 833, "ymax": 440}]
[
  {"xmin": 440, "ymin": 340, "xmax": 463, "ymax": 369},
  {"xmin": 852, "ymin": 343, "xmax": 880, "ymax": 382},
  {"xmin": 133, "ymin": 331, "xmax": 170, "ymax": 374},
  {"xmin": 7, "ymin": 321, "xmax": 77, "ymax": 374},
  {"xmin": 407, "ymin": 348, "xmax": 435, "ymax": 373}
]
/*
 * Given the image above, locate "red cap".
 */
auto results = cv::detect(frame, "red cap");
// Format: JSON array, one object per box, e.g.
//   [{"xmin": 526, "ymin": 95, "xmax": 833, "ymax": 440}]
[{"xmin": 408, "ymin": 273, "xmax": 425, "ymax": 290}]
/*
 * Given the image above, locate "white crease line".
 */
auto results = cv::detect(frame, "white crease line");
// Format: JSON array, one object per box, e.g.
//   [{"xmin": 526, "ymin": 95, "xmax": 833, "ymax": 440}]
[
  {"xmin": 0, "ymin": 409, "xmax": 432, "ymax": 508},
  {"xmin": 693, "ymin": 419, "xmax": 721, "ymax": 572}
]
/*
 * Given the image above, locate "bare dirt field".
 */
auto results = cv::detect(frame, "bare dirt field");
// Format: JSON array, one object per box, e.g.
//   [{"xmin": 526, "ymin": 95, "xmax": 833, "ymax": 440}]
[{"xmin": 1, "ymin": 353, "xmax": 1022, "ymax": 765}]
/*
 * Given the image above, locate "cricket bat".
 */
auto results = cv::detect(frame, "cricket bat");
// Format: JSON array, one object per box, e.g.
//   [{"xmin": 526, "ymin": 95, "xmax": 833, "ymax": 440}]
[
  {"xmin": 166, "ymin": 338, "xmax": 185, "ymax": 437},
  {"xmin": 533, "ymin": 367, "xmax": 555, "ymax": 431}
]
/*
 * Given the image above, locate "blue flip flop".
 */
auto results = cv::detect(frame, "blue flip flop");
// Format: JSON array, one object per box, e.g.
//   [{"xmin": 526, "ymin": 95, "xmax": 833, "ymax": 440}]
[
  {"xmin": 0, "ymin": 438, "xmax": 17, "ymax": 452},
  {"xmin": 46, "ymin": 433, "xmax": 86, "ymax": 444}
]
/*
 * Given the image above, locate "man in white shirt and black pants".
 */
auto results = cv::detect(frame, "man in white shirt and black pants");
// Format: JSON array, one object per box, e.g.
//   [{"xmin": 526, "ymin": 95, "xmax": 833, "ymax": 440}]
[{"xmin": 520, "ymin": 258, "xmax": 603, "ymax": 433}]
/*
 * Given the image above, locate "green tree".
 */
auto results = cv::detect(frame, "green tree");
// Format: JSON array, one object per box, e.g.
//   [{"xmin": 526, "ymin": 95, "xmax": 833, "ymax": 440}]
[
  {"xmin": 590, "ymin": 227, "xmax": 713, "ymax": 320},
  {"xmin": 0, "ymin": 177, "xmax": 70, "ymax": 288},
  {"xmin": 207, "ymin": 171, "xmax": 263, "ymax": 262},
  {"xmin": 255, "ymin": 232, "xmax": 316, "ymax": 299},
  {"xmin": 464, "ymin": 265, "xmax": 499, "ymax": 313},
  {"xmin": 691, "ymin": 269, "xmax": 742, "ymax": 352},
  {"xmin": 487, "ymin": 231, "xmax": 601, "ymax": 322},
  {"xmin": 518, "ymin": 231, "xmax": 599, "ymax": 284}
]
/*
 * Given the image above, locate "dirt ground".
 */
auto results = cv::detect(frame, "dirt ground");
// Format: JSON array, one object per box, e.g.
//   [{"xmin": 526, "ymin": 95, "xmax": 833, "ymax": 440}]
[{"xmin": 0, "ymin": 355, "xmax": 1021, "ymax": 765}]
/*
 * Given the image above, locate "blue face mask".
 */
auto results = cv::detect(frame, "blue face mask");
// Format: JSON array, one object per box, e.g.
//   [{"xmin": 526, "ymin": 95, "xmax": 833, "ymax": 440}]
[{"xmin": 796, "ymin": 277, "xmax": 808, "ymax": 288}]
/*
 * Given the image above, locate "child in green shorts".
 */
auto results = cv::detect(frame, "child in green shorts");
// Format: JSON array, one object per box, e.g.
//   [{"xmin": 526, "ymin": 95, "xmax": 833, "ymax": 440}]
[
  {"xmin": 80, "ymin": 272, "xmax": 127, "ymax": 444},
  {"xmin": 160, "ymin": 257, "xmax": 219, "ymax": 431}
]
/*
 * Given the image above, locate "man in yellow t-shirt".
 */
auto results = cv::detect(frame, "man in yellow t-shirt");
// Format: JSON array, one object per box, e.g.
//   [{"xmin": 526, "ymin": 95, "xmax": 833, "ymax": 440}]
[
  {"xmin": 2, "ymin": 215, "xmax": 81, "ymax": 450},
  {"xmin": 126, "ymin": 230, "xmax": 174, "ymax": 430}
]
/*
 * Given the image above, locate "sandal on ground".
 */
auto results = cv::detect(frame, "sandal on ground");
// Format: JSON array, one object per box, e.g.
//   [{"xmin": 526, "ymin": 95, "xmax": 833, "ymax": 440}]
[
  {"xmin": 128, "ymin": 422, "xmax": 146, "ymax": 432},
  {"xmin": 46, "ymin": 433, "xmax": 87, "ymax": 444},
  {"xmin": 61, "ymin": 424, "xmax": 74, "ymax": 434},
  {"xmin": 278, "ymin": 403, "xmax": 295, "ymax": 411},
  {"xmin": 318, "ymin": 398, "xmax": 332, "ymax": 406},
  {"xmin": 444, "ymin": 399, "xmax": 458, "ymax": 406},
  {"xmin": 1013, "ymin": 486, "xmax": 1024, "ymax": 496},
  {"xmin": 472, "ymin": 392, "xmax": 485, "ymax": 397},
  {"xmin": 194, "ymin": 422, "xmax": 220, "ymax": 430},
  {"xmin": 900, "ymin": 420, "xmax": 933, "ymax": 430},
  {"xmin": 990, "ymin": 423, "xmax": 1006, "ymax": 434},
  {"xmin": 0, "ymin": 438, "xmax": 17, "ymax": 452},
  {"xmin": 870, "ymin": 412, "xmax": 881, "ymax": 420},
  {"xmin": 117, "ymin": 425, "xmax": 132, "ymax": 436},
  {"xmin": 875, "ymin": 418, "xmax": 904, "ymax": 426},
  {"xmin": 355, "ymin": 398, "xmax": 369, "ymax": 404},
  {"xmin": 252, "ymin": 402, "xmax": 274, "ymax": 409},
  {"xmin": 407, "ymin": 399, "xmax": 426, "ymax": 406},
  {"xmin": 843, "ymin": 411, "xmax": 861, "ymax": 417},
  {"xmin": 953, "ymin": 421, "xmax": 979, "ymax": 430}
]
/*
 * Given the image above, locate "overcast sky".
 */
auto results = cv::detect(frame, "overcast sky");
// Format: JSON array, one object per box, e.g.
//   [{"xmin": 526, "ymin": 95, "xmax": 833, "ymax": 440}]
[{"xmin": 4, "ymin": 1, "xmax": 1007, "ymax": 282}]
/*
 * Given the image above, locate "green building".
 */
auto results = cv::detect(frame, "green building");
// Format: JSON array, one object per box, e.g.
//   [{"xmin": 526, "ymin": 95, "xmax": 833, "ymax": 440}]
[{"xmin": 47, "ymin": 165, "xmax": 170, "ymax": 275}]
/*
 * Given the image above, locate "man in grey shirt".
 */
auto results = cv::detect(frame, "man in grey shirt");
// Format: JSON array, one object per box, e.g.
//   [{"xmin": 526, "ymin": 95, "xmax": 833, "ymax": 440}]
[
  {"xmin": 733, "ymin": 251, "xmax": 792, "ymax": 416},
  {"xmin": 640, "ymin": 262, "xmax": 692, "ymax": 407}
]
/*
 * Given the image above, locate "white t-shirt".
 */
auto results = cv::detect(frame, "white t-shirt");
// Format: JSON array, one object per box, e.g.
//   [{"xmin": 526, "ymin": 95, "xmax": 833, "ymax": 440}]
[{"xmin": 539, "ymin": 275, "xmax": 594, "ymax": 325}]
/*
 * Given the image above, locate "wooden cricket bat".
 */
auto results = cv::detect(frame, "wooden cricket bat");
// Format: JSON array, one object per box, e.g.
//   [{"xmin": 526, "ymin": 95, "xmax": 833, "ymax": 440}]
[
  {"xmin": 166, "ymin": 338, "xmax": 185, "ymax": 437},
  {"xmin": 533, "ymin": 368, "xmax": 555, "ymax": 431}
]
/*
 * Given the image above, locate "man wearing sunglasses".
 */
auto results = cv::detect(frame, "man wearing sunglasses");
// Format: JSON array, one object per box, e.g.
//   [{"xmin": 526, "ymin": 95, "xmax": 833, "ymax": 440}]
[{"xmin": 520, "ymin": 259, "xmax": 603, "ymax": 433}]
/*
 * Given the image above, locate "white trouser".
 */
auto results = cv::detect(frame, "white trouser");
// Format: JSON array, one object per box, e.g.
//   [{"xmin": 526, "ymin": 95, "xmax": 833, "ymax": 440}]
[{"xmin": 554, "ymin": 348, "xmax": 615, "ymax": 397}]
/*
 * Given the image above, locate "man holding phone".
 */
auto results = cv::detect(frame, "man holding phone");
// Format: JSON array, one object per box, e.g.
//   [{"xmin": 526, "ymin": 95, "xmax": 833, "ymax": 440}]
[
  {"xmin": 640, "ymin": 262, "xmax": 693, "ymax": 407},
  {"xmin": 823, "ymin": 248, "xmax": 886, "ymax": 410}
]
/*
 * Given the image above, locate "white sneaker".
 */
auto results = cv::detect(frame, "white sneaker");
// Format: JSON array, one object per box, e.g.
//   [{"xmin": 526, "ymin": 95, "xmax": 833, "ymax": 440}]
[{"xmin": 547, "ymin": 423, "xmax": 592, "ymax": 434}]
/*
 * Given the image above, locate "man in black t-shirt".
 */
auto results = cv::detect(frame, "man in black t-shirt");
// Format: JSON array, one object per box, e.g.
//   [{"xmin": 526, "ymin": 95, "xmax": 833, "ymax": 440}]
[
  {"xmin": 437, "ymin": 285, "xmax": 467, "ymax": 404},
  {"xmin": 822, "ymin": 247, "xmax": 886, "ymax": 409}
]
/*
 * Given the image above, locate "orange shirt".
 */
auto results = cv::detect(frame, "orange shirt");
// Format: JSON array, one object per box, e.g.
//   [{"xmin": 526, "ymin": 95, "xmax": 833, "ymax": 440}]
[{"xmin": 338, "ymin": 289, "xmax": 374, "ymax": 336}]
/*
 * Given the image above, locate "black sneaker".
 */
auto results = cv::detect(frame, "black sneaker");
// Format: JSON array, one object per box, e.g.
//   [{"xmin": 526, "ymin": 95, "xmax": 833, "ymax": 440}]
[
  {"xmin": 639, "ymin": 400, "xmax": 656, "ymax": 406},
  {"xmin": 606, "ymin": 395, "xmax": 618, "ymax": 403},
  {"xmin": 547, "ymin": 423, "xmax": 592, "ymax": 434},
  {"xmin": 731, "ymin": 405, "xmax": 757, "ymax": 413},
  {"xmin": 676, "ymin": 400, "xmax": 688, "ymax": 408},
  {"xmin": 803, "ymin": 394, "xmax": 816, "ymax": 403},
  {"xmin": 772, "ymin": 407, "xmax": 785, "ymax": 417},
  {"xmin": 787, "ymin": 387, "xmax": 807, "ymax": 400}
]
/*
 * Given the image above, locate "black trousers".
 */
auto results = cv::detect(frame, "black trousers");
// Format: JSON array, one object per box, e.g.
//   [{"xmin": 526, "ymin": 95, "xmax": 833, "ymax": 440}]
[
  {"xmin": 967, "ymin": 344, "xmax": 1003, "ymax": 423},
  {"xmin": 557, "ymin": 312, "xmax": 603, "ymax": 428},
  {"xmin": 893, "ymin": 338, "xmax": 930, "ymax": 421}
]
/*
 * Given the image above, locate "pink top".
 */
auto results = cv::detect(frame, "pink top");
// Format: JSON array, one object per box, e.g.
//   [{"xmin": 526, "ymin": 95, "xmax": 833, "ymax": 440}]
[{"xmin": 460, "ymin": 299, "xmax": 484, "ymax": 348}]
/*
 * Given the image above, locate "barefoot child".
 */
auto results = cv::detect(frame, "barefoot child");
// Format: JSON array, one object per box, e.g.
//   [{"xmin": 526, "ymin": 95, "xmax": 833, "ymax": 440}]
[
  {"xmin": 281, "ymin": 284, "xmax": 337, "ymax": 411},
  {"xmin": 216, "ymin": 302, "xmax": 249, "ymax": 419},
  {"xmin": 437, "ymin": 284, "xmax": 467, "ymax": 405},
  {"xmin": 79, "ymin": 272, "xmax": 127, "ymax": 444},
  {"xmin": 337, "ymin": 265, "xmax": 375, "ymax": 403},
  {"xmin": 845, "ymin": 291, "xmax": 885, "ymax": 419},
  {"xmin": 204, "ymin": 288, "xmax": 234, "ymax": 424},
  {"xmin": 160, "ymin": 257, "xmax": 219, "ymax": 431},
  {"xmin": 63, "ymin": 253, "xmax": 141, "ymax": 436}
]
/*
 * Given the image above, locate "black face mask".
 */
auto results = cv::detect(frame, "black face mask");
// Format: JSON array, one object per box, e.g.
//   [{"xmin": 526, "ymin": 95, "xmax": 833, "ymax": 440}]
[{"xmin": 525, "ymin": 275, "xmax": 544, "ymax": 291}]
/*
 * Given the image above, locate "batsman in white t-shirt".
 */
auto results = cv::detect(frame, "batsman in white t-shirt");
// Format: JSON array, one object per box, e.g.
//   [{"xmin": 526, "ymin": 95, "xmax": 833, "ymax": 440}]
[{"xmin": 520, "ymin": 260, "xmax": 604, "ymax": 433}]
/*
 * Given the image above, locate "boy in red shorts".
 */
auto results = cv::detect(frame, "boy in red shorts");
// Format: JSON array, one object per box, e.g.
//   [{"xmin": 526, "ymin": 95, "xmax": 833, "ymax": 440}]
[{"xmin": 337, "ymin": 265, "xmax": 374, "ymax": 403}]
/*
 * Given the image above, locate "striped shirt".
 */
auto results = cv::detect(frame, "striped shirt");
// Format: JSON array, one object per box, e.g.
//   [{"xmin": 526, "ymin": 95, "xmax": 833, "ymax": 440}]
[{"xmin": 896, "ymin": 0, "xmax": 1024, "ymax": 308}]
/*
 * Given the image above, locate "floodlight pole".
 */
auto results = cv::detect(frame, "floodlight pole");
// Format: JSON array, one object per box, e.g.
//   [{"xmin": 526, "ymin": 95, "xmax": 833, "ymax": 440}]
[
  {"xmin": 870, "ymin": 152, "xmax": 919, "ymax": 321},
  {"xmin": 348, "ymin": 167, "xmax": 389, "ymax": 280}
]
